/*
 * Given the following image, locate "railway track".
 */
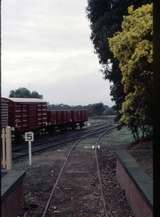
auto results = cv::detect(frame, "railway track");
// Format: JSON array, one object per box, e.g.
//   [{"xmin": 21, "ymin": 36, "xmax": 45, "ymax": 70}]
[
  {"xmin": 13, "ymin": 122, "xmax": 109, "ymax": 152},
  {"xmin": 39, "ymin": 126, "xmax": 114, "ymax": 217},
  {"xmin": 94, "ymin": 131, "xmax": 114, "ymax": 217},
  {"xmin": 13, "ymin": 123, "xmax": 116, "ymax": 160},
  {"xmin": 21, "ymin": 125, "xmax": 115, "ymax": 217}
]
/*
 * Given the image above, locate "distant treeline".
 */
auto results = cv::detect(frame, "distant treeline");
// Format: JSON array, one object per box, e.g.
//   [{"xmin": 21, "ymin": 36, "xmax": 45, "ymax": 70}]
[
  {"xmin": 48, "ymin": 103, "xmax": 115, "ymax": 116},
  {"xmin": 8, "ymin": 88, "xmax": 114, "ymax": 116}
]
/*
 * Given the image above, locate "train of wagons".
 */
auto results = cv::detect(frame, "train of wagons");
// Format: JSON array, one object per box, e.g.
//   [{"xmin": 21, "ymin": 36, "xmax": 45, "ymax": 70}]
[{"xmin": 1, "ymin": 97, "xmax": 88, "ymax": 141}]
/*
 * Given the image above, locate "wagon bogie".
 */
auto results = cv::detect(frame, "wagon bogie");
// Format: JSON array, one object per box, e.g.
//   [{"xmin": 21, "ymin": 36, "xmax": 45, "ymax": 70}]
[
  {"xmin": 47, "ymin": 124, "xmax": 56, "ymax": 135},
  {"xmin": 71, "ymin": 124, "xmax": 77, "ymax": 130},
  {"xmin": 79, "ymin": 122, "xmax": 85, "ymax": 129}
]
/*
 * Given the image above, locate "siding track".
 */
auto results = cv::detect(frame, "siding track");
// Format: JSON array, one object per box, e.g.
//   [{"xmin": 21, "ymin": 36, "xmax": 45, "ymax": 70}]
[
  {"xmin": 94, "ymin": 131, "xmax": 115, "ymax": 217},
  {"xmin": 40, "ymin": 126, "xmax": 114, "ymax": 217},
  {"xmin": 13, "ymin": 124, "xmax": 116, "ymax": 160}
]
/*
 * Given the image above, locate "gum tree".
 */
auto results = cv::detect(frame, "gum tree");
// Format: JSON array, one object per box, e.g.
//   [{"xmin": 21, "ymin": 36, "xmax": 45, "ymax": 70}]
[
  {"xmin": 86, "ymin": 0, "xmax": 151, "ymax": 124},
  {"xmin": 109, "ymin": 4, "xmax": 153, "ymax": 139}
]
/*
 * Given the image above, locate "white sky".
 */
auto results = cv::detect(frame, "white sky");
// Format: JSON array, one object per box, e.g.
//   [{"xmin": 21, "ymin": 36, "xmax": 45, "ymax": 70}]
[{"xmin": 2, "ymin": 0, "xmax": 113, "ymax": 106}]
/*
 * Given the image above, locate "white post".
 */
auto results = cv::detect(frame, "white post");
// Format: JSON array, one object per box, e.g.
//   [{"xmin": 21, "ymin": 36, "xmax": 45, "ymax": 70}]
[
  {"xmin": 6, "ymin": 126, "xmax": 12, "ymax": 170},
  {"xmin": 25, "ymin": 131, "xmax": 34, "ymax": 166},
  {"xmin": 1, "ymin": 128, "xmax": 6, "ymax": 168},
  {"xmin": 28, "ymin": 141, "xmax": 32, "ymax": 166}
]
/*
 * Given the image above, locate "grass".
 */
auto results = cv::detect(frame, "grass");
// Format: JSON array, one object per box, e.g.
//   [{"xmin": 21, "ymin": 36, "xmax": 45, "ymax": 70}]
[{"xmin": 104, "ymin": 127, "xmax": 133, "ymax": 146}]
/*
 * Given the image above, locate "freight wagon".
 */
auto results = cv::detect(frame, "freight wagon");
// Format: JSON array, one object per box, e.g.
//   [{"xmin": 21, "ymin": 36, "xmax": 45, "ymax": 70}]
[
  {"xmin": 3, "ymin": 98, "xmax": 48, "ymax": 132},
  {"xmin": 1, "ymin": 98, "xmax": 9, "ymax": 129},
  {"xmin": 47, "ymin": 110, "xmax": 70, "ymax": 133},
  {"xmin": 1, "ymin": 97, "xmax": 88, "ymax": 142},
  {"xmin": 47, "ymin": 109, "xmax": 88, "ymax": 131}
]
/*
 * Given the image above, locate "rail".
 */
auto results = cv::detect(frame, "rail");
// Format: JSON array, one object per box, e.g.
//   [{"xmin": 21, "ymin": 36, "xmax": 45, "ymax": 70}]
[
  {"xmin": 22, "ymin": 125, "xmax": 115, "ymax": 217},
  {"xmin": 40, "ymin": 126, "xmax": 115, "ymax": 217},
  {"xmin": 13, "ymin": 124, "xmax": 117, "ymax": 160},
  {"xmin": 95, "ymin": 131, "xmax": 115, "ymax": 217}
]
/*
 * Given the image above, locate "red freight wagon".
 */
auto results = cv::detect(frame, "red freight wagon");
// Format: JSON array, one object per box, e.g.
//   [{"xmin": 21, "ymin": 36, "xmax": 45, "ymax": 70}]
[
  {"xmin": 1, "ymin": 98, "xmax": 9, "ymax": 128},
  {"xmin": 70, "ymin": 110, "xmax": 82, "ymax": 129},
  {"xmin": 48, "ymin": 110, "xmax": 71, "ymax": 131},
  {"xmin": 84, "ymin": 110, "xmax": 88, "ymax": 121},
  {"xmin": 5, "ymin": 98, "xmax": 47, "ymax": 132},
  {"xmin": 79, "ymin": 110, "xmax": 88, "ymax": 128},
  {"xmin": 47, "ymin": 111, "xmax": 56, "ymax": 125},
  {"xmin": 80, "ymin": 110, "xmax": 84, "ymax": 122},
  {"xmin": 71, "ymin": 110, "xmax": 77, "ymax": 123},
  {"xmin": 55, "ymin": 111, "xmax": 63, "ymax": 125},
  {"xmin": 66, "ymin": 111, "xmax": 72, "ymax": 124},
  {"xmin": 61, "ymin": 111, "xmax": 67, "ymax": 124},
  {"xmin": 76, "ymin": 110, "xmax": 81, "ymax": 122},
  {"xmin": 80, "ymin": 110, "xmax": 88, "ymax": 122},
  {"xmin": 55, "ymin": 110, "xmax": 69, "ymax": 128}
]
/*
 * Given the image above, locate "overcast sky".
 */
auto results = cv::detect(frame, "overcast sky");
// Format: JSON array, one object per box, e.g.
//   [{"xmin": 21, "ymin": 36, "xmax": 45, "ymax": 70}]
[{"xmin": 2, "ymin": 0, "xmax": 113, "ymax": 106}]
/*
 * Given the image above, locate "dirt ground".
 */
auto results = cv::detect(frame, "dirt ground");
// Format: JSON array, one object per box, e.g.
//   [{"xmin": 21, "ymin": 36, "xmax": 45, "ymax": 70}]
[
  {"xmin": 13, "ymin": 143, "xmax": 74, "ymax": 217},
  {"xmin": 14, "ymin": 133, "xmax": 134, "ymax": 217}
]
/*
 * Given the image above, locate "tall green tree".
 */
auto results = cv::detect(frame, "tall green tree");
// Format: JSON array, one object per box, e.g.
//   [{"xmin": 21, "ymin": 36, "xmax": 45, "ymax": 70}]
[
  {"xmin": 109, "ymin": 4, "xmax": 153, "ymax": 139},
  {"xmin": 9, "ymin": 87, "xmax": 43, "ymax": 99},
  {"xmin": 86, "ymin": 0, "xmax": 151, "ymax": 123}
]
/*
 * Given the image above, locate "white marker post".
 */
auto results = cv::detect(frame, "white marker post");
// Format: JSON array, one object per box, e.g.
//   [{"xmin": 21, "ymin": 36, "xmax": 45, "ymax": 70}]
[
  {"xmin": 97, "ymin": 145, "xmax": 100, "ymax": 150},
  {"xmin": 25, "ymin": 132, "xmax": 34, "ymax": 166}
]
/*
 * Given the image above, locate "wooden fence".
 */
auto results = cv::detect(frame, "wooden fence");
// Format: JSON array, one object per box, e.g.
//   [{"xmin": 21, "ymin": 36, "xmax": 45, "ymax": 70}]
[{"xmin": 1, "ymin": 126, "xmax": 12, "ymax": 170}]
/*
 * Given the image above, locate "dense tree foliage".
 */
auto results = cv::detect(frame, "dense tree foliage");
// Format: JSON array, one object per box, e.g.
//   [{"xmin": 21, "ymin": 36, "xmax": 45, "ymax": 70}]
[
  {"xmin": 86, "ymin": 0, "xmax": 151, "ymax": 123},
  {"xmin": 109, "ymin": 4, "xmax": 153, "ymax": 139},
  {"xmin": 9, "ymin": 87, "xmax": 43, "ymax": 99}
]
